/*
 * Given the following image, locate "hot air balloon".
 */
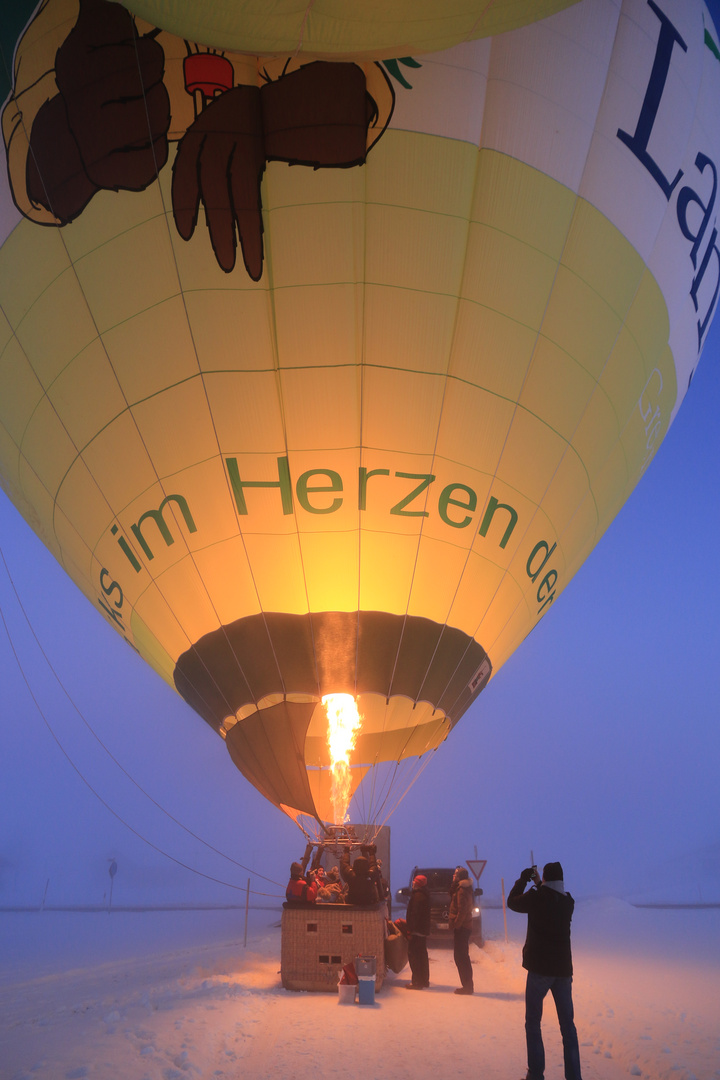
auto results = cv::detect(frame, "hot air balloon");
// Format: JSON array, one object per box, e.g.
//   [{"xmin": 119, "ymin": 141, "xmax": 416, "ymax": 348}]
[{"xmin": 0, "ymin": 0, "xmax": 718, "ymax": 836}]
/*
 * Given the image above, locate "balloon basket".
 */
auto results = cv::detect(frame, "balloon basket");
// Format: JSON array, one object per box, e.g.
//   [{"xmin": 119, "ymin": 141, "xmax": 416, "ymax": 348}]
[{"xmin": 281, "ymin": 904, "xmax": 386, "ymax": 992}]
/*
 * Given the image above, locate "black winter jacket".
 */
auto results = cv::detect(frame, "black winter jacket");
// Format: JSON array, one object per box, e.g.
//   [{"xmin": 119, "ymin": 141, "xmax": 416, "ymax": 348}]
[
  {"xmin": 507, "ymin": 879, "xmax": 574, "ymax": 977},
  {"xmin": 406, "ymin": 886, "xmax": 431, "ymax": 937},
  {"xmin": 339, "ymin": 852, "xmax": 379, "ymax": 905}
]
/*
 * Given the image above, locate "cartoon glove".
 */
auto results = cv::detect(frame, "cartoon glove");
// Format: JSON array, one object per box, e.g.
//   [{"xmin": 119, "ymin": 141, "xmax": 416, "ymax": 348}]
[
  {"xmin": 172, "ymin": 61, "xmax": 374, "ymax": 278},
  {"xmin": 28, "ymin": 0, "xmax": 170, "ymax": 222}
]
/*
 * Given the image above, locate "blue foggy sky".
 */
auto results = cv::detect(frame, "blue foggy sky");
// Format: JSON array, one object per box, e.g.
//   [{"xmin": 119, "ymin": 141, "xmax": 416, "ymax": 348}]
[{"xmin": 1, "ymin": 2, "xmax": 720, "ymax": 908}]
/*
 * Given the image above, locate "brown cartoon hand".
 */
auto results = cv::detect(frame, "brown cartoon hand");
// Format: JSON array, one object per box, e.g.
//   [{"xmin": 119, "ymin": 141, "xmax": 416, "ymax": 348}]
[
  {"xmin": 28, "ymin": 0, "xmax": 169, "ymax": 222},
  {"xmin": 56, "ymin": 0, "xmax": 169, "ymax": 190},
  {"xmin": 171, "ymin": 62, "xmax": 373, "ymax": 278},
  {"xmin": 172, "ymin": 85, "xmax": 265, "ymax": 278},
  {"xmin": 262, "ymin": 61, "xmax": 370, "ymax": 168}
]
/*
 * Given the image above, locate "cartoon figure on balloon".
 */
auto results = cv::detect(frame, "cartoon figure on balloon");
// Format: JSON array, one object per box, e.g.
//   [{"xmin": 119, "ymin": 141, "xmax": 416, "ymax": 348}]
[{"xmin": 3, "ymin": 0, "xmax": 398, "ymax": 279}]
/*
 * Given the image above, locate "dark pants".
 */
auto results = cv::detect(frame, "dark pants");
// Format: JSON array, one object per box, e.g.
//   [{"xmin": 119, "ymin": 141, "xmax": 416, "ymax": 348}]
[
  {"xmin": 525, "ymin": 971, "xmax": 582, "ymax": 1080},
  {"xmin": 453, "ymin": 927, "xmax": 473, "ymax": 990},
  {"xmin": 407, "ymin": 934, "xmax": 429, "ymax": 987}
]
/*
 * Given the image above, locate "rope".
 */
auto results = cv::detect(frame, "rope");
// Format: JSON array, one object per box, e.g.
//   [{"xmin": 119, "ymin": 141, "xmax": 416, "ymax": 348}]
[{"xmin": 0, "ymin": 538, "xmax": 284, "ymax": 892}]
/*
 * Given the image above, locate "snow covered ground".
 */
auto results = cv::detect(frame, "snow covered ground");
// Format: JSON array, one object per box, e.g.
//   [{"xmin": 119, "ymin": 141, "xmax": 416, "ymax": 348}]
[{"xmin": 1, "ymin": 900, "xmax": 718, "ymax": 1080}]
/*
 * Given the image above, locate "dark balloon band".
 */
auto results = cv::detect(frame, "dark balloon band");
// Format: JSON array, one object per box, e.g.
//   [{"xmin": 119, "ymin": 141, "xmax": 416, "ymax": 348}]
[{"xmin": 174, "ymin": 610, "xmax": 491, "ymax": 732}]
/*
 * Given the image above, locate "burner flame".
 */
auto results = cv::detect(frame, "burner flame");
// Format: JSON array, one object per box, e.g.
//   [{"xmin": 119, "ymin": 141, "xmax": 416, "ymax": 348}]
[{"xmin": 323, "ymin": 693, "xmax": 362, "ymax": 824}]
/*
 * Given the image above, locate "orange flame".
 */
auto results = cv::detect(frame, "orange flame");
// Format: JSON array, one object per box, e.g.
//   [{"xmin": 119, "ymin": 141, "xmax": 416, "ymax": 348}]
[{"xmin": 323, "ymin": 693, "xmax": 362, "ymax": 824}]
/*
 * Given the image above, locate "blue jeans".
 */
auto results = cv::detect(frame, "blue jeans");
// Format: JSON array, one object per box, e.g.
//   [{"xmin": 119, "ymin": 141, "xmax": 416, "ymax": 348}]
[{"xmin": 525, "ymin": 971, "xmax": 582, "ymax": 1080}]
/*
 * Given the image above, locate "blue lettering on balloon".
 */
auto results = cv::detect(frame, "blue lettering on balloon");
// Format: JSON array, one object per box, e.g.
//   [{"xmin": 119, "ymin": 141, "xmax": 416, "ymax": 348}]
[
  {"xmin": 616, "ymin": 0, "xmax": 687, "ymax": 198},
  {"xmin": 690, "ymin": 225, "xmax": 720, "ymax": 347},
  {"xmin": 676, "ymin": 153, "xmax": 717, "ymax": 267},
  {"xmin": 616, "ymin": 0, "xmax": 720, "ymax": 351}
]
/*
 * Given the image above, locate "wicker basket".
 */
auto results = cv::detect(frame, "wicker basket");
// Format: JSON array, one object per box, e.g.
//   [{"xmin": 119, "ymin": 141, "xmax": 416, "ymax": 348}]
[{"xmin": 281, "ymin": 903, "xmax": 387, "ymax": 992}]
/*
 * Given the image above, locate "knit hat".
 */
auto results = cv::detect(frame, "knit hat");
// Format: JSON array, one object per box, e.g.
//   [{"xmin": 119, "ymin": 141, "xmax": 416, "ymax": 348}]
[
  {"xmin": 413, "ymin": 874, "xmax": 427, "ymax": 887},
  {"xmin": 543, "ymin": 861, "xmax": 564, "ymax": 882},
  {"xmin": 290, "ymin": 861, "xmax": 304, "ymax": 879},
  {"xmin": 353, "ymin": 856, "xmax": 370, "ymax": 876}
]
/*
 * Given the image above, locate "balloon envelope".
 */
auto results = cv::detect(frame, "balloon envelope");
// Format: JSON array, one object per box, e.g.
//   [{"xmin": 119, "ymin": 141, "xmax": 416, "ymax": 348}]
[
  {"xmin": 1, "ymin": 0, "xmax": 718, "ymax": 828},
  {"xmin": 118, "ymin": 0, "xmax": 579, "ymax": 57}
]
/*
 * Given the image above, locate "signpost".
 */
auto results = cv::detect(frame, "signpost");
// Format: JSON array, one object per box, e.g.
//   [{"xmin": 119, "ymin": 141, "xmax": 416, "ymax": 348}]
[
  {"xmin": 108, "ymin": 858, "xmax": 118, "ymax": 912},
  {"xmin": 466, "ymin": 859, "xmax": 487, "ymax": 882}
]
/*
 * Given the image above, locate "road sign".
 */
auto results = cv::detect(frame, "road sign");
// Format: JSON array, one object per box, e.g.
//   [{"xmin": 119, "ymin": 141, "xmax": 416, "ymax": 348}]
[{"xmin": 466, "ymin": 859, "xmax": 487, "ymax": 881}]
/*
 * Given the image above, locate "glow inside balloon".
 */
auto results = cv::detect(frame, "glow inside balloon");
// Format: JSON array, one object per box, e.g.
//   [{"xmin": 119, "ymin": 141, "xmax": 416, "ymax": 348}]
[{"xmin": 0, "ymin": 0, "xmax": 718, "ymax": 829}]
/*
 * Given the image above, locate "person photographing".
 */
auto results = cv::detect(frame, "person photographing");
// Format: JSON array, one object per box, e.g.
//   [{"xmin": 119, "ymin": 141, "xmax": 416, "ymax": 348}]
[{"xmin": 507, "ymin": 861, "xmax": 582, "ymax": 1080}]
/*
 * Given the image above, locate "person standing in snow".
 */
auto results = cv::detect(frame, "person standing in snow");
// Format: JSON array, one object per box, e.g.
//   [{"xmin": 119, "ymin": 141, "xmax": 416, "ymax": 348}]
[
  {"xmin": 405, "ymin": 873, "xmax": 431, "ymax": 989},
  {"xmin": 449, "ymin": 866, "xmax": 474, "ymax": 995},
  {"xmin": 507, "ymin": 861, "xmax": 582, "ymax": 1080}
]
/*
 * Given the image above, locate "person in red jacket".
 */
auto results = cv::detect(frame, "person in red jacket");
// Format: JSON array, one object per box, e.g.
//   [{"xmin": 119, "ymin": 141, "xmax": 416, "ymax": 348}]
[
  {"xmin": 405, "ymin": 873, "xmax": 431, "ymax": 989},
  {"xmin": 285, "ymin": 861, "xmax": 318, "ymax": 904},
  {"xmin": 507, "ymin": 861, "xmax": 582, "ymax": 1080}
]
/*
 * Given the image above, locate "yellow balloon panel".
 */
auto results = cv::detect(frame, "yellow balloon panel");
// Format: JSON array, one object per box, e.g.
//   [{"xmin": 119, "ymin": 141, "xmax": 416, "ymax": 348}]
[
  {"xmin": 190, "ymin": 538, "xmax": 260, "ymax": 625},
  {"xmin": 362, "ymin": 368, "xmax": 445, "ymax": 456},
  {"xmin": 267, "ymin": 202, "xmax": 364, "ymax": 289},
  {"xmin": 207, "ymin": 378, "xmax": 286, "ymax": 455},
  {"xmin": 76, "ymin": 221, "xmax": 179, "ymax": 336},
  {"xmin": 273, "ymin": 285, "xmax": 363, "ymax": 371},
  {"xmin": 240, "ymin": 534, "xmax": 307, "ymax": 611},
  {"xmin": 56, "ymin": 458, "xmax": 111, "ymax": 554},
  {"xmin": 471, "ymin": 150, "xmax": 577, "ymax": 261},
  {"xmin": 20, "ymin": 398, "xmax": 77, "ymax": 495},
  {"xmin": 0, "ymin": 337, "xmax": 43, "ymax": 448},
  {"xmin": 0, "ymin": 226, "xmax": 71, "ymax": 329},
  {"xmin": 363, "ymin": 287, "xmax": 459, "ymax": 375},
  {"xmin": 561, "ymin": 201, "xmax": 645, "ymax": 319},
  {"xmin": 281, "ymin": 368, "xmax": 361, "ymax": 451},
  {"xmin": 541, "ymin": 268, "xmax": 624, "ymax": 382},
  {"xmin": 187, "ymin": 291, "xmax": 277, "ymax": 373},
  {"xmin": 104, "ymin": 299, "xmax": 203, "ymax": 403},
  {"xmin": 533, "ymin": 452, "xmax": 591, "ymax": 543},
  {"xmin": 15, "ymin": 269, "xmax": 97, "ymax": 387},
  {"xmin": 299, "ymin": 531, "xmax": 361, "ymax": 612},
  {"xmin": 446, "ymin": 552, "xmax": 509, "ymax": 637},
  {"xmin": 132, "ymin": 383, "xmax": 218, "ymax": 477},
  {"xmin": 80, "ymin": 413, "xmax": 157, "ymax": 511},
  {"xmin": 519, "ymin": 336, "xmax": 599, "ymax": 446},
  {"xmin": 121, "ymin": 0, "xmax": 579, "ymax": 58},
  {"xmin": 48, "ymin": 340, "xmax": 127, "ymax": 451},
  {"xmin": 463, "ymin": 223, "xmax": 559, "ymax": 330},
  {"xmin": 358, "ymin": 532, "xmax": 422, "ymax": 614},
  {"xmin": 434, "ymin": 384, "xmax": 516, "ymax": 475}
]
